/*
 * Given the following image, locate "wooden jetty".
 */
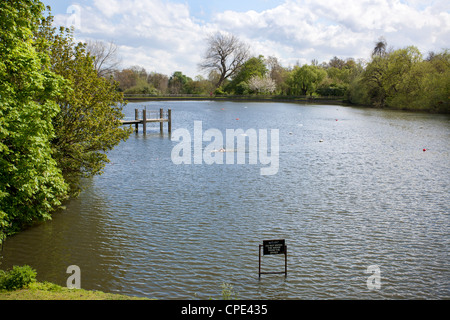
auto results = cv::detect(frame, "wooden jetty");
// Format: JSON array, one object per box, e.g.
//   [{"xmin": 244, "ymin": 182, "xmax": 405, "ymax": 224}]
[{"xmin": 121, "ymin": 108, "xmax": 171, "ymax": 134}]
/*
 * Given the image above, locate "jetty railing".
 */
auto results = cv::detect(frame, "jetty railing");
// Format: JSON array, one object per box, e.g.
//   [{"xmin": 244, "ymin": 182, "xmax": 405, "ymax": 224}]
[{"xmin": 120, "ymin": 108, "xmax": 171, "ymax": 134}]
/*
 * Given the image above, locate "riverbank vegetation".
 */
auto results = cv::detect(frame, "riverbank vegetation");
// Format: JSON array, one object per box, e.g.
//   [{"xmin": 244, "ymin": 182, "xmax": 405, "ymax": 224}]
[
  {"xmin": 111, "ymin": 35, "xmax": 448, "ymax": 114},
  {"xmin": 0, "ymin": 265, "xmax": 234, "ymax": 300},
  {"xmin": 0, "ymin": 1, "xmax": 132, "ymax": 244},
  {"xmin": 0, "ymin": 265, "xmax": 146, "ymax": 300}
]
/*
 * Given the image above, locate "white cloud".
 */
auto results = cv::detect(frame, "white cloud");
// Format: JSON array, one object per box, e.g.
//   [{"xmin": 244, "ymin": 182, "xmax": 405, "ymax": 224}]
[
  {"xmin": 212, "ymin": 0, "xmax": 450, "ymax": 63},
  {"xmin": 52, "ymin": 0, "xmax": 450, "ymax": 77}
]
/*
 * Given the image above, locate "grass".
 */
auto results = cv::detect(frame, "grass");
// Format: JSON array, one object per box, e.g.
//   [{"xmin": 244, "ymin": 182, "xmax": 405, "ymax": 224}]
[{"xmin": 0, "ymin": 281, "xmax": 149, "ymax": 300}]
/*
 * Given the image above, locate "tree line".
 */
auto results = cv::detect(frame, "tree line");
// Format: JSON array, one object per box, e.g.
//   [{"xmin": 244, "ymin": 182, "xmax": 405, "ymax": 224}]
[
  {"xmin": 0, "ymin": 1, "xmax": 132, "ymax": 244},
  {"xmin": 107, "ymin": 33, "xmax": 448, "ymax": 113}
]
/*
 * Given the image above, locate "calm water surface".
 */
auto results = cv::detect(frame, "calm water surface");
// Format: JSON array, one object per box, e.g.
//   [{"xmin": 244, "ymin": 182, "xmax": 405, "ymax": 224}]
[{"xmin": 1, "ymin": 101, "xmax": 449, "ymax": 299}]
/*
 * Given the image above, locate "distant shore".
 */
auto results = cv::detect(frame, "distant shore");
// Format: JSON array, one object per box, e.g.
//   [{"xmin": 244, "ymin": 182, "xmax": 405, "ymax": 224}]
[
  {"xmin": 123, "ymin": 94, "xmax": 449, "ymax": 114},
  {"xmin": 124, "ymin": 94, "xmax": 347, "ymax": 105}
]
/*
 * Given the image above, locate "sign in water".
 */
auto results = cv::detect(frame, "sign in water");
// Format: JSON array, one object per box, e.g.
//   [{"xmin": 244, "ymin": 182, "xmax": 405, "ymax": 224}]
[
  {"xmin": 259, "ymin": 239, "xmax": 287, "ymax": 278},
  {"xmin": 263, "ymin": 239, "xmax": 286, "ymax": 255}
]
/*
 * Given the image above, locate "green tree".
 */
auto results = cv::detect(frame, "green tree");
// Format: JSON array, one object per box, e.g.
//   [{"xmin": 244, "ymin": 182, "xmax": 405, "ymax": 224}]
[
  {"xmin": 359, "ymin": 54, "xmax": 389, "ymax": 107},
  {"xmin": 225, "ymin": 55, "xmax": 268, "ymax": 94},
  {"xmin": 35, "ymin": 11, "xmax": 132, "ymax": 197},
  {"xmin": 184, "ymin": 75, "xmax": 215, "ymax": 95},
  {"xmin": 423, "ymin": 50, "xmax": 450, "ymax": 112},
  {"xmin": 168, "ymin": 71, "xmax": 192, "ymax": 94},
  {"xmin": 287, "ymin": 64, "xmax": 327, "ymax": 96},
  {"xmin": 386, "ymin": 48, "xmax": 449, "ymax": 112},
  {"xmin": 0, "ymin": 0, "xmax": 68, "ymax": 243},
  {"xmin": 350, "ymin": 45, "xmax": 449, "ymax": 112}
]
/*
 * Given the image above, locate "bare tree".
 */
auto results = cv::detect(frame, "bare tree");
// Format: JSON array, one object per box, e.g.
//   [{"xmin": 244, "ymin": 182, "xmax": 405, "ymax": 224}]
[
  {"xmin": 199, "ymin": 32, "xmax": 250, "ymax": 88},
  {"xmin": 148, "ymin": 72, "xmax": 169, "ymax": 94},
  {"xmin": 86, "ymin": 40, "xmax": 122, "ymax": 77}
]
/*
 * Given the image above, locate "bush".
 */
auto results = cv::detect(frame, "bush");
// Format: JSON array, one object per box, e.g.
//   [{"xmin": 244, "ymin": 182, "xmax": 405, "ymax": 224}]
[
  {"xmin": 316, "ymin": 83, "xmax": 348, "ymax": 96},
  {"xmin": 214, "ymin": 87, "xmax": 226, "ymax": 95},
  {"xmin": 0, "ymin": 265, "xmax": 37, "ymax": 291}
]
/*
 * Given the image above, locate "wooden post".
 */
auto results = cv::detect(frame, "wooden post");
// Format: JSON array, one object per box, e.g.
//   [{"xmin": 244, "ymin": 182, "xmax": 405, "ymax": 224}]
[
  {"xmin": 168, "ymin": 109, "xmax": 172, "ymax": 134},
  {"xmin": 160, "ymin": 108, "xmax": 164, "ymax": 134},
  {"xmin": 259, "ymin": 245, "xmax": 262, "ymax": 279},
  {"xmin": 142, "ymin": 109, "xmax": 147, "ymax": 135},
  {"xmin": 135, "ymin": 109, "xmax": 139, "ymax": 132},
  {"xmin": 284, "ymin": 245, "xmax": 287, "ymax": 277}
]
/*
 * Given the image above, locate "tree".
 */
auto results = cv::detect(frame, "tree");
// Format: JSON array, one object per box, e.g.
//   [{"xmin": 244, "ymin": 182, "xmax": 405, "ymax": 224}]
[
  {"xmin": 185, "ymin": 75, "xmax": 215, "ymax": 95},
  {"xmin": 328, "ymin": 56, "xmax": 346, "ymax": 69},
  {"xmin": 114, "ymin": 68, "xmax": 138, "ymax": 91},
  {"xmin": 168, "ymin": 71, "xmax": 192, "ymax": 94},
  {"xmin": 148, "ymin": 72, "xmax": 169, "ymax": 94},
  {"xmin": 382, "ymin": 46, "xmax": 422, "ymax": 104},
  {"xmin": 225, "ymin": 55, "xmax": 268, "ymax": 94},
  {"xmin": 353, "ymin": 45, "xmax": 449, "ymax": 112},
  {"xmin": 35, "ymin": 11, "xmax": 132, "ymax": 197},
  {"xmin": 266, "ymin": 56, "xmax": 290, "ymax": 94},
  {"xmin": 421, "ymin": 50, "xmax": 450, "ymax": 112},
  {"xmin": 86, "ymin": 40, "xmax": 121, "ymax": 78},
  {"xmin": 199, "ymin": 32, "xmax": 250, "ymax": 89},
  {"xmin": 358, "ymin": 45, "xmax": 392, "ymax": 107},
  {"xmin": 248, "ymin": 75, "xmax": 276, "ymax": 94},
  {"xmin": 372, "ymin": 36, "xmax": 387, "ymax": 57},
  {"xmin": 120, "ymin": 66, "xmax": 157, "ymax": 95},
  {"xmin": 0, "ymin": 0, "xmax": 68, "ymax": 243},
  {"xmin": 287, "ymin": 64, "xmax": 327, "ymax": 96}
]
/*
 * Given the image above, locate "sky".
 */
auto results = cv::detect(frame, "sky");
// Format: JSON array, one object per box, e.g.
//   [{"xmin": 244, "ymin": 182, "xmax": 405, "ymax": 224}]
[{"xmin": 41, "ymin": 0, "xmax": 450, "ymax": 78}]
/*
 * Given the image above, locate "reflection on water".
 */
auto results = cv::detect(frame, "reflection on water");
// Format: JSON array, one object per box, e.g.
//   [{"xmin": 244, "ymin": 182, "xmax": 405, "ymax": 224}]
[{"xmin": 1, "ymin": 101, "xmax": 449, "ymax": 299}]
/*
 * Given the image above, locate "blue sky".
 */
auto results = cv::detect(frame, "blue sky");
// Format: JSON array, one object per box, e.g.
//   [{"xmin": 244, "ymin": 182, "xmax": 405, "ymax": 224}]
[
  {"xmin": 41, "ymin": 0, "xmax": 450, "ymax": 78},
  {"xmin": 43, "ymin": 0, "xmax": 286, "ymax": 20}
]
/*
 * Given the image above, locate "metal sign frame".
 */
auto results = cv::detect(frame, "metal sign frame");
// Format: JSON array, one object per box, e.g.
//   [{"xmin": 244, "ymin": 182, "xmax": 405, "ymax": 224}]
[{"xmin": 258, "ymin": 239, "xmax": 287, "ymax": 278}]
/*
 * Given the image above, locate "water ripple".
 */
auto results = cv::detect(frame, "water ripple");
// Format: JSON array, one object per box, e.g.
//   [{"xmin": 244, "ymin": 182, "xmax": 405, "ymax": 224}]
[{"xmin": 1, "ymin": 102, "xmax": 449, "ymax": 300}]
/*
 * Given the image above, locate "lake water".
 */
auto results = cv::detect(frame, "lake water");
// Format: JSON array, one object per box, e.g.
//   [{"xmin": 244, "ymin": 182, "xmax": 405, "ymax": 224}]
[{"xmin": 1, "ymin": 101, "xmax": 449, "ymax": 299}]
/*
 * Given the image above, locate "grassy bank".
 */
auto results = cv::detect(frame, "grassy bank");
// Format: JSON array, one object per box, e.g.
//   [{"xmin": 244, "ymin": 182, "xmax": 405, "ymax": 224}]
[{"xmin": 0, "ymin": 281, "xmax": 149, "ymax": 300}]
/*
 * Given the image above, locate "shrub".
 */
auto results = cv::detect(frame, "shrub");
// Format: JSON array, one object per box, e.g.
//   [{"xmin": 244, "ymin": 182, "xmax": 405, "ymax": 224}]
[
  {"xmin": 221, "ymin": 282, "xmax": 237, "ymax": 300},
  {"xmin": 214, "ymin": 87, "xmax": 226, "ymax": 95},
  {"xmin": 0, "ymin": 265, "xmax": 37, "ymax": 291}
]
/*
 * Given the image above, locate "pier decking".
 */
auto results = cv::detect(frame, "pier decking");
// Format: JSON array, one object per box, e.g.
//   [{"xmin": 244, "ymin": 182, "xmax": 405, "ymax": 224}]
[{"xmin": 121, "ymin": 108, "xmax": 171, "ymax": 134}]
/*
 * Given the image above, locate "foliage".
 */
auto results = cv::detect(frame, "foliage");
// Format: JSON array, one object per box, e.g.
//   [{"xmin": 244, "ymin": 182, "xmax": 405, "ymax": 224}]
[
  {"xmin": 124, "ymin": 76, "xmax": 160, "ymax": 95},
  {"xmin": 0, "ymin": 279, "xmax": 149, "ymax": 299},
  {"xmin": 214, "ymin": 87, "xmax": 226, "ymax": 95},
  {"xmin": 110, "ymin": 33, "xmax": 448, "ymax": 112},
  {"xmin": 316, "ymin": 83, "xmax": 348, "ymax": 96},
  {"xmin": 287, "ymin": 64, "xmax": 327, "ymax": 96},
  {"xmin": 248, "ymin": 75, "xmax": 277, "ymax": 94},
  {"xmin": 35, "ymin": 11, "xmax": 133, "ymax": 197},
  {"xmin": 168, "ymin": 71, "xmax": 192, "ymax": 94},
  {"xmin": 185, "ymin": 75, "xmax": 215, "ymax": 95},
  {"xmin": 225, "ymin": 55, "xmax": 268, "ymax": 93},
  {"xmin": 0, "ymin": 0, "xmax": 69, "ymax": 242},
  {"xmin": 266, "ymin": 56, "xmax": 290, "ymax": 94},
  {"xmin": 0, "ymin": 265, "xmax": 37, "ymax": 291},
  {"xmin": 350, "ymin": 45, "xmax": 449, "ymax": 112},
  {"xmin": 114, "ymin": 69, "xmax": 138, "ymax": 92},
  {"xmin": 221, "ymin": 282, "xmax": 237, "ymax": 300}
]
